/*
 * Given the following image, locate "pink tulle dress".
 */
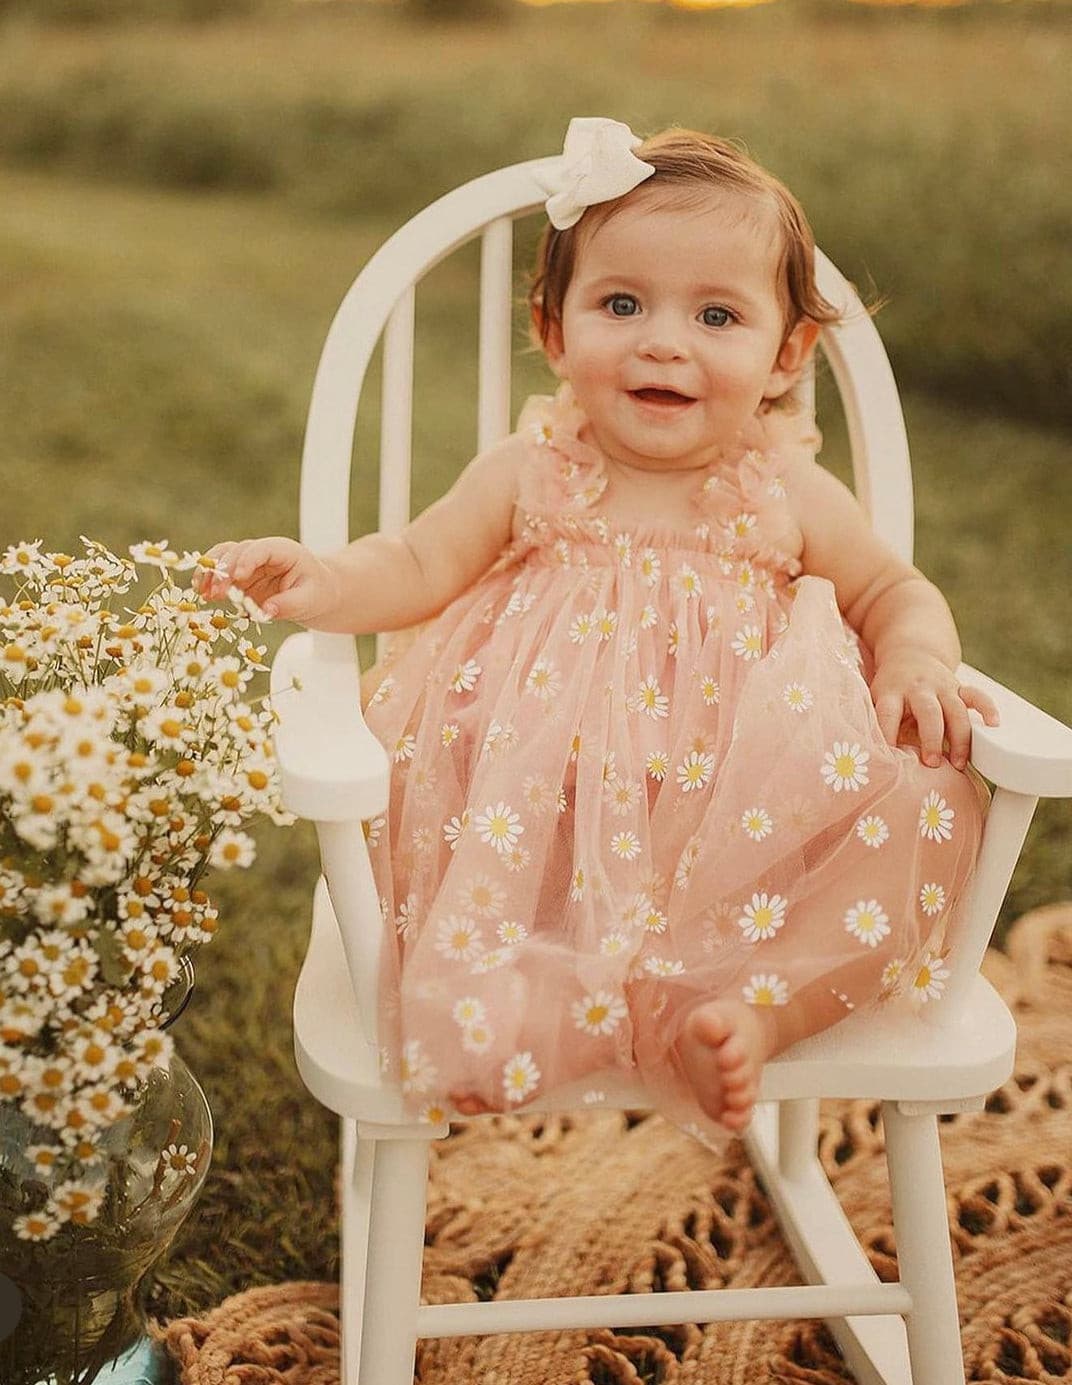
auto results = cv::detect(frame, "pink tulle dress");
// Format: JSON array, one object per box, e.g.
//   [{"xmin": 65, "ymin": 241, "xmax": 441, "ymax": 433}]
[{"xmin": 362, "ymin": 384, "xmax": 988, "ymax": 1146}]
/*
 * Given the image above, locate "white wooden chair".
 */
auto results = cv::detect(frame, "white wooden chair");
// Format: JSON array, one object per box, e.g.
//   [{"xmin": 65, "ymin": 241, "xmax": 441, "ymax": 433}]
[{"xmin": 268, "ymin": 153, "xmax": 1072, "ymax": 1385}]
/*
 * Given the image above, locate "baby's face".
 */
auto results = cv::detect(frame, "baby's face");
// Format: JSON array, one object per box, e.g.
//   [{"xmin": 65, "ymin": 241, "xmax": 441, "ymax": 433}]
[{"xmin": 545, "ymin": 188, "xmax": 810, "ymax": 475}]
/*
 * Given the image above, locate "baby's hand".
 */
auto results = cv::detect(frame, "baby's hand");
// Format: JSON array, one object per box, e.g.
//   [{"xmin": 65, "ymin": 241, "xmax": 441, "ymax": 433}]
[
  {"xmin": 195, "ymin": 537, "xmax": 338, "ymax": 626},
  {"xmin": 869, "ymin": 650, "xmax": 1000, "ymax": 771}
]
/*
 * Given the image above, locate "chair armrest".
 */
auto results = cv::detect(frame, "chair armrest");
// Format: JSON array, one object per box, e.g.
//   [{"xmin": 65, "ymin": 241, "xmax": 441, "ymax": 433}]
[
  {"xmin": 959, "ymin": 662, "xmax": 1072, "ymax": 798},
  {"xmin": 270, "ymin": 631, "xmax": 390, "ymax": 821}
]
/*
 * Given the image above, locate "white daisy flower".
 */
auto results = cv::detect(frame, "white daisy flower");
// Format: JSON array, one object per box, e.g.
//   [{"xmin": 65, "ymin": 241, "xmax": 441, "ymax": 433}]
[
  {"xmin": 504, "ymin": 846, "xmax": 532, "ymax": 874},
  {"xmin": 442, "ymin": 811, "xmax": 471, "ymax": 851},
  {"xmin": 361, "ymin": 816, "xmax": 386, "ymax": 849},
  {"xmin": 726, "ymin": 511, "xmax": 758, "ymax": 539},
  {"xmin": 613, "ymin": 533, "xmax": 633, "ymax": 567},
  {"xmin": 594, "ymin": 609, "xmax": 618, "ymax": 641},
  {"xmin": 449, "ymin": 659, "xmax": 482, "ymax": 694},
  {"xmin": 569, "ymin": 612, "xmax": 594, "ymax": 644},
  {"xmin": 570, "ymin": 866, "xmax": 586, "ymax": 901},
  {"xmin": 471, "ymin": 948, "xmax": 512, "ymax": 974},
  {"xmin": 610, "ymin": 830, "xmax": 642, "ymax": 861},
  {"xmin": 912, "ymin": 952, "xmax": 950, "ymax": 1003},
  {"xmin": 740, "ymin": 807, "xmax": 774, "ymax": 841},
  {"xmin": 474, "ymin": 802, "xmax": 523, "ymax": 855},
  {"xmin": 742, "ymin": 974, "xmax": 789, "ymax": 1006},
  {"xmin": 675, "ymin": 565, "xmax": 703, "ymax": 600},
  {"xmin": 452, "ymin": 996, "xmax": 487, "ymax": 1027},
  {"xmin": 605, "ymin": 777, "xmax": 641, "ymax": 816},
  {"xmin": 844, "ymin": 900, "xmax": 891, "ymax": 948},
  {"xmin": 599, "ymin": 930, "xmax": 630, "ymax": 955},
  {"xmin": 393, "ymin": 734, "xmax": 417, "ymax": 763},
  {"xmin": 498, "ymin": 919, "xmax": 528, "ymax": 945},
  {"xmin": 571, "ymin": 989, "xmax": 627, "ymax": 1036},
  {"xmin": 645, "ymin": 750, "xmax": 670, "ymax": 782},
  {"xmin": 855, "ymin": 815, "xmax": 889, "ymax": 849},
  {"xmin": 737, "ymin": 892, "xmax": 788, "ymax": 942},
  {"xmin": 782, "ymin": 682, "xmax": 814, "ymax": 713},
  {"xmin": 368, "ymin": 675, "xmax": 397, "ymax": 707},
  {"xmin": 676, "ymin": 751, "xmax": 715, "ymax": 793},
  {"xmin": 502, "ymin": 1051, "xmax": 541, "ymax": 1104},
  {"xmin": 881, "ymin": 957, "xmax": 906, "ymax": 992},
  {"xmin": 400, "ymin": 1039, "xmax": 437, "ymax": 1095},
  {"xmin": 919, "ymin": 791, "xmax": 955, "ymax": 843},
  {"xmin": 821, "ymin": 741, "xmax": 870, "ymax": 792},
  {"xmin": 731, "ymin": 625, "xmax": 764, "ymax": 660},
  {"xmin": 458, "ymin": 875, "xmax": 506, "ymax": 918},
  {"xmin": 461, "ymin": 1022, "xmax": 495, "ymax": 1054},
  {"xmin": 628, "ymin": 675, "xmax": 669, "ymax": 720},
  {"xmin": 434, "ymin": 916, "xmax": 483, "ymax": 962},
  {"xmin": 440, "ymin": 722, "xmax": 461, "ymax": 747},
  {"xmin": 919, "ymin": 882, "xmax": 947, "ymax": 916},
  {"xmin": 525, "ymin": 658, "xmax": 562, "ymax": 700},
  {"xmin": 699, "ymin": 675, "xmax": 720, "ymax": 706},
  {"xmin": 482, "ymin": 720, "xmax": 519, "ymax": 757},
  {"xmin": 522, "ymin": 775, "xmax": 556, "ymax": 813},
  {"xmin": 638, "ymin": 549, "xmax": 661, "ymax": 587},
  {"xmin": 639, "ymin": 604, "xmax": 659, "ymax": 629},
  {"xmin": 643, "ymin": 956, "xmax": 686, "ymax": 976}
]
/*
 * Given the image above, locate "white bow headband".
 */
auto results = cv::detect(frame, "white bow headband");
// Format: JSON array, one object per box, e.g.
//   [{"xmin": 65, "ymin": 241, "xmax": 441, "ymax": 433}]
[{"xmin": 537, "ymin": 117, "xmax": 656, "ymax": 231}]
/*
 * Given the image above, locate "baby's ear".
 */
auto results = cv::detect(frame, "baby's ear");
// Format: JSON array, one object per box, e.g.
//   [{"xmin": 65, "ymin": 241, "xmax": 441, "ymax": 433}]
[
  {"xmin": 536, "ymin": 308, "xmax": 567, "ymax": 379},
  {"xmin": 765, "ymin": 318, "xmax": 820, "ymax": 400}
]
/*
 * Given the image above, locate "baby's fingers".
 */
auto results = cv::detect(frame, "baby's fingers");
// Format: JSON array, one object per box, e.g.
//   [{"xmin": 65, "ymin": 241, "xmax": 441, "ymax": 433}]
[
  {"xmin": 872, "ymin": 692, "xmax": 904, "ymax": 749},
  {"xmin": 938, "ymin": 689, "xmax": 972, "ymax": 771},
  {"xmin": 907, "ymin": 690, "xmax": 945, "ymax": 768},
  {"xmin": 959, "ymin": 683, "xmax": 1001, "ymax": 728}
]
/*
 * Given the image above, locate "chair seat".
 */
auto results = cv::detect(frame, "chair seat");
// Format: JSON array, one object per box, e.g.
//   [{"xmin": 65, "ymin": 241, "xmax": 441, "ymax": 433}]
[{"xmin": 294, "ymin": 878, "xmax": 1017, "ymax": 1127}]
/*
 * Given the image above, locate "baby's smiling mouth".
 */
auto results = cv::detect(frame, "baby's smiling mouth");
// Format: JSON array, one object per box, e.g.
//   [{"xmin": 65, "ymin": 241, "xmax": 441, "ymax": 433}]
[{"xmin": 629, "ymin": 387, "xmax": 696, "ymax": 406}]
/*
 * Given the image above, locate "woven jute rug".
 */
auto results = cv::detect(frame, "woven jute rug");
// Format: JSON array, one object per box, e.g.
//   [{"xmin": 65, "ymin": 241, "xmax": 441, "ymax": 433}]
[{"xmin": 152, "ymin": 903, "xmax": 1072, "ymax": 1384}]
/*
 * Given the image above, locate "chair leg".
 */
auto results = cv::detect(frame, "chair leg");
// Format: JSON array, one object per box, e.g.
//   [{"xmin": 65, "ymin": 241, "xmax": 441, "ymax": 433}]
[
  {"xmin": 355, "ymin": 1133, "xmax": 433, "ymax": 1385},
  {"xmin": 882, "ymin": 1102, "xmax": 965, "ymax": 1385},
  {"xmin": 339, "ymin": 1118, "xmax": 375, "ymax": 1385}
]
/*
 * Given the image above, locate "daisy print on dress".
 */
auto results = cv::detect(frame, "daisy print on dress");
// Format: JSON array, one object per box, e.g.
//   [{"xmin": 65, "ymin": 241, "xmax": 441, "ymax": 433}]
[
  {"xmin": 737, "ymin": 893, "xmax": 788, "ymax": 942},
  {"xmin": 855, "ymin": 815, "xmax": 889, "ymax": 849},
  {"xmin": 844, "ymin": 900, "xmax": 891, "ymax": 948},
  {"xmin": 919, "ymin": 791, "xmax": 955, "ymax": 842},
  {"xmin": 502, "ymin": 1052, "xmax": 541, "ymax": 1104},
  {"xmin": 475, "ymin": 803, "xmax": 524, "ymax": 854},
  {"xmin": 743, "ymin": 974, "xmax": 790, "ymax": 1007},
  {"xmin": 572, "ymin": 990, "xmax": 628, "ymax": 1036},
  {"xmin": 912, "ymin": 952, "xmax": 951, "ymax": 1003},
  {"xmin": 821, "ymin": 742, "xmax": 870, "ymax": 792}
]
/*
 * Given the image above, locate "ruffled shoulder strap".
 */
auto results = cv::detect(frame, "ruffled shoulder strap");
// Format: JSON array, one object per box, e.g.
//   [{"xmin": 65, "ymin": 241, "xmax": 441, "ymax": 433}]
[{"xmin": 515, "ymin": 383, "xmax": 608, "ymax": 516}]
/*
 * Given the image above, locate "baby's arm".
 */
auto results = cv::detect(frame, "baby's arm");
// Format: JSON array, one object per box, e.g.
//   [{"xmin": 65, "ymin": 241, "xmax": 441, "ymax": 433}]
[
  {"xmin": 787, "ymin": 458, "xmax": 999, "ymax": 769},
  {"xmin": 200, "ymin": 436, "xmax": 524, "ymax": 634}
]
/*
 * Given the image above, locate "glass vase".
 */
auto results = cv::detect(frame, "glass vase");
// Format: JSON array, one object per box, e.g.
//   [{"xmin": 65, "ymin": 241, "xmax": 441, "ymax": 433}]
[{"xmin": 0, "ymin": 959, "xmax": 211, "ymax": 1385}]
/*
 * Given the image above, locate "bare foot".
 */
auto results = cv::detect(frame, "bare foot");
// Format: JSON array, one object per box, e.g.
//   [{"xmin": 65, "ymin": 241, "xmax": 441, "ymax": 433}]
[{"xmin": 676, "ymin": 1000, "xmax": 777, "ymax": 1132}]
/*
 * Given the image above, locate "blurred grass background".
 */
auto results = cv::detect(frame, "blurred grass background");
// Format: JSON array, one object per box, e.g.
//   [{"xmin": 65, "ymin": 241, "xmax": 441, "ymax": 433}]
[{"xmin": 1, "ymin": 0, "xmax": 1069, "ymax": 1338}]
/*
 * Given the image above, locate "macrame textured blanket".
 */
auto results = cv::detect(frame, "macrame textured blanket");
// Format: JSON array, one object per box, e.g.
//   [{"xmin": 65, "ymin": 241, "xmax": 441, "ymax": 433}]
[{"xmin": 153, "ymin": 903, "xmax": 1072, "ymax": 1384}]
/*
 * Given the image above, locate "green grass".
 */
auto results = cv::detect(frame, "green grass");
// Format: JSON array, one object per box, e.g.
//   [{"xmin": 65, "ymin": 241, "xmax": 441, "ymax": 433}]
[
  {"xmin": 1, "ymin": 0, "xmax": 1069, "ymax": 1338},
  {"xmin": 1, "ymin": 1, "xmax": 1069, "ymax": 426}
]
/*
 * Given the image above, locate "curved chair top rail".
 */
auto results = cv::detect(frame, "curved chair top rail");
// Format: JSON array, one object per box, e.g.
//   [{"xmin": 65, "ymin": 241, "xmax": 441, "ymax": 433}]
[{"xmin": 299, "ymin": 156, "xmax": 913, "ymax": 569}]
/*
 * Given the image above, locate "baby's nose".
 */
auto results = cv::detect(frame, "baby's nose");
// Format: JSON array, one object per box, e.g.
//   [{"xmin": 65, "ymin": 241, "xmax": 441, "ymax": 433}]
[{"xmin": 637, "ymin": 318, "xmax": 688, "ymax": 361}]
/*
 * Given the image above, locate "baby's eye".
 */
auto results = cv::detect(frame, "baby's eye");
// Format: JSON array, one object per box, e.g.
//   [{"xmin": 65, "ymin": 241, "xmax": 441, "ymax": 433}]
[
  {"xmin": 604, "ymin": 294, "xmax": 639, "ymax": 317},
  {"xmin": 700, "ymin": 306, "xmax": 733, "ymax": 328}
]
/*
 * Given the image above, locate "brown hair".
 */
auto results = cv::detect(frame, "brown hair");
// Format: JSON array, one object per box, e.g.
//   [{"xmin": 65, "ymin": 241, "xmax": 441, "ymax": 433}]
[{"xmin": 528, "ymin": 127, "xmax": 843, "ymax": 352}]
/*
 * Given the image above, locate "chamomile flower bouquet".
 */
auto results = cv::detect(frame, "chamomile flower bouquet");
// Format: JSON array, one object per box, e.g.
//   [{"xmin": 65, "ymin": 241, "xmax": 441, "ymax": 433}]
[{"xmin": 0, "ymin": 537, "xmax": 292, "ymax": 1384}]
